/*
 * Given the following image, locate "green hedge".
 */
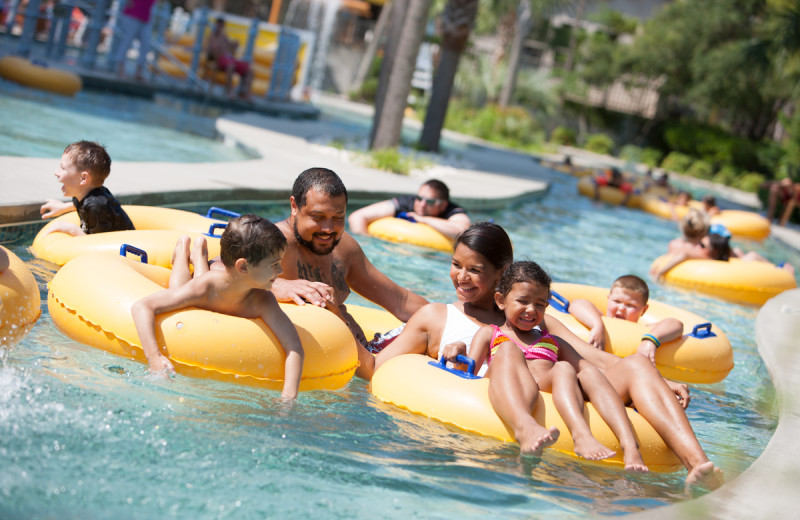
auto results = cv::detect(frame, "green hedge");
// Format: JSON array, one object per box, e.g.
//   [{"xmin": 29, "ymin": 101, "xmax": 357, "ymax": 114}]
[{"xmin": 584, "ymin": 133, "xmax": 614, "ymax": 155}]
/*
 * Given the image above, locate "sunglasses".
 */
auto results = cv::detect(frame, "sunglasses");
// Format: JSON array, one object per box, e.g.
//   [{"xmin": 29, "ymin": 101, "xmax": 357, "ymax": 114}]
[{"xmin": 414, "ymin": 195, "xmax": 444, "ymax": 207}]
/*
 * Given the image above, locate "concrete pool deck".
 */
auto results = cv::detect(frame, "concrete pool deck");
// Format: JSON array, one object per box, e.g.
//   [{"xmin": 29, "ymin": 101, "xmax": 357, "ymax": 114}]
[
  {"xmin": 0, "ymin": 95, "xmax": 556, "ymax": 224},
  {"xmin": 1, "ymin": 95, "xmax": 799, "ymax": 519}
]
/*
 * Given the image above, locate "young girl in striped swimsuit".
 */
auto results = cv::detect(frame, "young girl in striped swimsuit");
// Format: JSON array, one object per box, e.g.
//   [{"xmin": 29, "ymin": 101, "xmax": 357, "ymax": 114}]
[{"xmin": 468, "ymin": 261, "xmax": 649, "ymax": 471}]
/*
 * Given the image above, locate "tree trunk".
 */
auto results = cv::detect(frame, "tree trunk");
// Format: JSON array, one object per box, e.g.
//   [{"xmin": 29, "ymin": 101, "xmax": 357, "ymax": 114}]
[
  {"xmin": 418, "ymin": 0, "xmax": 479, "ymax": 152},
  {"xmin": 498, "ymin": 0, "xmax": 532, "ymax": 108},
  {"xmin": 563, "ymin": 0, "xmax": 585, "ymax": 72},
  {"xmin": 371, "ymin": 0, "xmax": 432, "ymax": 150},
  {"xmin": 352, "ymin": 4, "xmax": 391, "ymax": 94},
  {"xmin": 370, "ymin": 0, "xmax": 408, "ymax": 147}
]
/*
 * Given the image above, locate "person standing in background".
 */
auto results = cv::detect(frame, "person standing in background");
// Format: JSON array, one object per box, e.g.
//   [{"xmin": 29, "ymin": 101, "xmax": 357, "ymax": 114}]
[{"xmin": 111, "ymin": 0, "xmax": 157, "ymax": 81}]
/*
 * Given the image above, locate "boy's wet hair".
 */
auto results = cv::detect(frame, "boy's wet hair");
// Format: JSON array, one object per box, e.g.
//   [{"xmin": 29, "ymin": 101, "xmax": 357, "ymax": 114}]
[
  {"xmin": 455, "ymin": 222, "xmax": 513, "ymax": 272},
  {"xmin": 611, "ymin": 274, "xmax": 649, "ymax": 304},
  {"xmin": 221, "ymin": 214, "xmax": 286, "ymax": 268},
  {"xmin": 422, "ymin": 179, "xmax": 450, "ymax": 201},
  {"xmin": 64, "ymin": 141, "xmax": 111, "ymax": 181},
  {"xmin": 680, "ymin": 208, "xmax": 710, "ymax": 242},
  {"xmin": 497, "ymin": 261, "xmax": 551, "ymax": 297},
  {"xmin": 292, "ymin": 167, "xmax": 348, "ymax": 208}
]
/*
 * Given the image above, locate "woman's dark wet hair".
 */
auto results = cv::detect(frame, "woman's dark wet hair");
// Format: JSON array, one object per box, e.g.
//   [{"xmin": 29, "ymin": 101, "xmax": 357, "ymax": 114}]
[
  {"xmin": 454, "ymin": 222, "xmax": 513, "ymax": 271},
  {"xmin": 708, "ymin": 233, "xmax": 732, "ymax": 261}
]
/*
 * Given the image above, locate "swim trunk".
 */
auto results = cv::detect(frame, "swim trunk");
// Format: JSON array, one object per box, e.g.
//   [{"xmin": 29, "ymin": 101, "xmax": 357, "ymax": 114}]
[{"xmin": 217, "ymin": 54, "xmax": 249, "ymax": 77}]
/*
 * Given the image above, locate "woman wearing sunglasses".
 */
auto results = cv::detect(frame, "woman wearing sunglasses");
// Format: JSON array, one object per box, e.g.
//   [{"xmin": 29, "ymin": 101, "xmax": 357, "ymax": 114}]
[{"xmin": 348, "ymin": 179, "xmax": 471, "ymax": 239}]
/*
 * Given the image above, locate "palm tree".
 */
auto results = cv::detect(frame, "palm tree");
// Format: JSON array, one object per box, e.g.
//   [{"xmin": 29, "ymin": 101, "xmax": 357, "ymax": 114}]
[
  {"xmin": 418, "ymin": 0, "xmax": 481, "ymax": 152},
  {"xmin": 371, "ymin": 0, "xmax": 434, "ymax": 149},
  {"xmin": 499, "ymin": 0, "xmax": 573, "ymax": 108}
]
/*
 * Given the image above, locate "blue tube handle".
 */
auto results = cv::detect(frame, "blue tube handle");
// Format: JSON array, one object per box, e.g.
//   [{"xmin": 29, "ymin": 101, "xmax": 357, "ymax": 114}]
[
  {"xmin": 205, "ymin": 223, "xmax": 227, "ymax": 237},
  {"xmin": 549, "ymin": 289, "xmax": 570, "ymax": 313},
  {"xmin": 397, "ymin": 211, "xmax": 416, "ymax": 223},
  {"xmin": 205, "ymin": 207, "xmax": 241, "ymax": 220},
  {"xmin": 428, "ymin": 354, "xmax": 481, "ymax": 379},
  {"xmin": 689, "ymin": 322, "xmax": 716, "ymax": 339},
  {"xmin": 119, "ymin": 244, "xmax": 148, "ymax": 264}
]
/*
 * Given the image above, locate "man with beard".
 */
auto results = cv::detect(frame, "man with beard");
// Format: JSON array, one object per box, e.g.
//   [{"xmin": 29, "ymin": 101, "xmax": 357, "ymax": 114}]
[{"xmin": 272, "ymin": 168, "xmax": 428, "ymax": 377}]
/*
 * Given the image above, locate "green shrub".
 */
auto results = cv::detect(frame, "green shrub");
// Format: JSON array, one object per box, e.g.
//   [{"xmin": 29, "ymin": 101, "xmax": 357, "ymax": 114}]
[
  {"xmin": 618, "ymin": 145, "xmax": 663, "ymax": 167},
  {"xmin": 712, "ymin": 165, "xmax": 738, "ymax": 186},
  {"xmin": 661, "ymin": 151, "xmax": 693, "ymax": 173},
  {"xmin": 584, "ymin": 133, "xmax": 614, "ymax": 155},
  {"xmin": 468, "ymin": 105, "xmax": 541, "ymax": 146},
  {"xmin": 550, "ymin": 126, "xmax": 577, "ymax": 146},
  {"xmin": 686, "ymin": 160, "xmax": 714, "ymax": 180},
  {"xmin": 618, "ymin": 145, "xmax": 642, "ymax": 162},
  {"xmin": 641, "ymin": 148, "xmax": 664, "ymax": 168},
  {"xmin": 735, "ymin": 172, "xmax": 767, "ymax": 193},
  {"xmin": 361, "ymin": 148, "xmax": 430, "ymax": 176}
]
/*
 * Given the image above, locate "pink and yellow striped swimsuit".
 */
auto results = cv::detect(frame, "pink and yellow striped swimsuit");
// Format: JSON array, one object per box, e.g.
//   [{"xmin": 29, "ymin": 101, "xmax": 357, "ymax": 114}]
[{"xmin": 488, "ymin": 325, "xmax": 559, "ymax": 363}]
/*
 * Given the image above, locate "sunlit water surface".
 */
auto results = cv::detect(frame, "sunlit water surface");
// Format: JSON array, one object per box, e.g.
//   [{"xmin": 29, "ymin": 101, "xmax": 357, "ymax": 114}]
[
  {"xmin": 3, "ymin": 170, "xmax": 796, "ymax": 517},
  {"xmin": 0, "ymin": 81, "xmax": 256, "ymax": 162}
]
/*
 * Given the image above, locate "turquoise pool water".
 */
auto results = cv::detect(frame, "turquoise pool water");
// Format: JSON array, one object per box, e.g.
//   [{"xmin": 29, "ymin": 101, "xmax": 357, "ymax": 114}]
[
  {"xmin": 0, "ymin": 81, "xmax": 257, "ymax": 162},
  {"xmin": 2, "ymin": 171, "xmax": 795, "ymax": 517}
]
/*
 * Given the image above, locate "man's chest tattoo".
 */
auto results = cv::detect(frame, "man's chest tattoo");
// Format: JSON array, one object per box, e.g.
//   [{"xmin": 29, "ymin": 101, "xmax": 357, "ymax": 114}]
[
  {"xmin": 296, "ymin": 260, "xmax": 323, "ymax": 283},
  {"xmin": 331, "ymin": 259, "xmax": 348, "ymax": 292}
]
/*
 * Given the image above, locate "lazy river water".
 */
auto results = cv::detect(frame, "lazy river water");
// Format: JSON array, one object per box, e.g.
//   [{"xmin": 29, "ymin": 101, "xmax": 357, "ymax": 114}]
[
  {"xmin": 2, "ymin": 171, "xmax": 796, "ymax": 517},
  {"xmin": 1, "ymin": 80, "xmax": 797, "ymax": 516}
]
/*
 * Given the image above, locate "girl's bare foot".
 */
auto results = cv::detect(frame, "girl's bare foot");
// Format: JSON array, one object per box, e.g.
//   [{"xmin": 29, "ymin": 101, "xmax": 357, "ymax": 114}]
[
  {"xmin": 622, "ymin": 446, "xmax": 649, "ymax": 473},
  {"xmin": 519, "ymin": 424, "xmax": 560, "ymax": 456},
  {"xmin": 572, "ymin": 432, "xmax": 616, "ymax": 461},
  {"xmin": 686, "ymin": 461, "xmax": 723, "ymax": 489}
]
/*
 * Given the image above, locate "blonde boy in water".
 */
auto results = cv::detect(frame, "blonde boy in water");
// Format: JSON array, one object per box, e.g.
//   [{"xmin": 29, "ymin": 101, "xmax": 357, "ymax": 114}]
[
  {"xmin": 131, "ymin": 215, "xmax": 304, "ymax": 399},
  {"xmin": 567, "ymin": 275, "xmax": 683, "ymax": 365}
]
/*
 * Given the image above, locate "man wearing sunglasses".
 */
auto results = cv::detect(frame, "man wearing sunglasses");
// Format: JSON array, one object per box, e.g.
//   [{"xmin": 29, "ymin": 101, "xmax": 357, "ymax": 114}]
[{"xmin": 348, "ymin": 179, "xmax": 471, "ymax": 239}]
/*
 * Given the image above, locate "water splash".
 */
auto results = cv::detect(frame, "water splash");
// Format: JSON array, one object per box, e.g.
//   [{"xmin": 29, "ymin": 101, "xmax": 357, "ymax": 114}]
[{"xmin": 282, "ymin": 0, "xmax": 342, "ymax": 97}]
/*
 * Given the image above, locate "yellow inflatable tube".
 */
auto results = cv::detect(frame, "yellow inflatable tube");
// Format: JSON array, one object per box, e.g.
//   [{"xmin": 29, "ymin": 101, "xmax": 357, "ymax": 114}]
[
  {"xmin": 650, "ymin": 255, "xmax": 797, "ymax": 306},
  {"xmin": 711, "ymin": 209, "xmax": 770, "ymax": 241},
  {"xmin": 371, "ymin": 354, "xmax": 681, "ymax": 472},
  {"xmin": 346, "ymin": 303, "xmax": 403, "ymax": 341},
  {"xmin": 48, "ymin": 252, "xmax": 358, "ymax": 391},
  {"xmin": 367, "ymin": 217, "xmax": 454, "ymax": 252},
  {"xmin": 640, "ymin": 196, "xmax": 770, "ymax": 241},
  {"xmin": 577, "ymin": 176, "xmax": 642, "ymax": 207},
  {"xmin": 0, "ymin": 245, "xmax": 41, "ymax": 347},
  {"xmin": 546, "ymin": 283, "xmax": 733, "ymax": 383},
  {"xmin": 31, "ymin": 206, "xmax": 234, "ymax": 267},
  {"xmin": 0, "ymin": 55, "xmax": 82, "ymax": 96}
]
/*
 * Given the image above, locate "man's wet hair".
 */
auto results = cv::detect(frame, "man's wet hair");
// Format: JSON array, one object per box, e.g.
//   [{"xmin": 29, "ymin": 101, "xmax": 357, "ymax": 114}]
[
  {"xmin": 292, "ymin": 168, "xmax": 348, "ymax": 208},
  {"xmin": 422, "ymin": 179, "xmax": 450, "ymax": 201}
]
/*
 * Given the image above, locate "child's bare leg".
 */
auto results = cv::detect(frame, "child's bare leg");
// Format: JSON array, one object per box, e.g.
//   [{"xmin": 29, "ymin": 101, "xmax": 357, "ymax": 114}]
[
  {"xmin": 169, "ymin": 235, "xmax": 193, "ymax": 288},
  {"xmin": 577, "ymin": 363, "xmax": 648, "ymax": 472},
  {"xmin": 486, "ymin": 344, "xmax": 559, "ymax": 456},
  {"xmin": 605, "ymin": 354, "xmax": 720, "ymax": 485},
  {"xmin": 191, "ymin": 236, "xmax": 209, "ymax": 278},
  {"xmin": 542, "ymin": 361, "xmax": 616, "ymax": 461}
]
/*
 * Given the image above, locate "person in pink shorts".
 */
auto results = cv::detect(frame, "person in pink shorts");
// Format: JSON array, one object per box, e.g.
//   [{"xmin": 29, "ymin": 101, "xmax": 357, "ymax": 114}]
[{"xmin": 207, "ymin": 17, "xmax": 254, "ymax": 100}]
